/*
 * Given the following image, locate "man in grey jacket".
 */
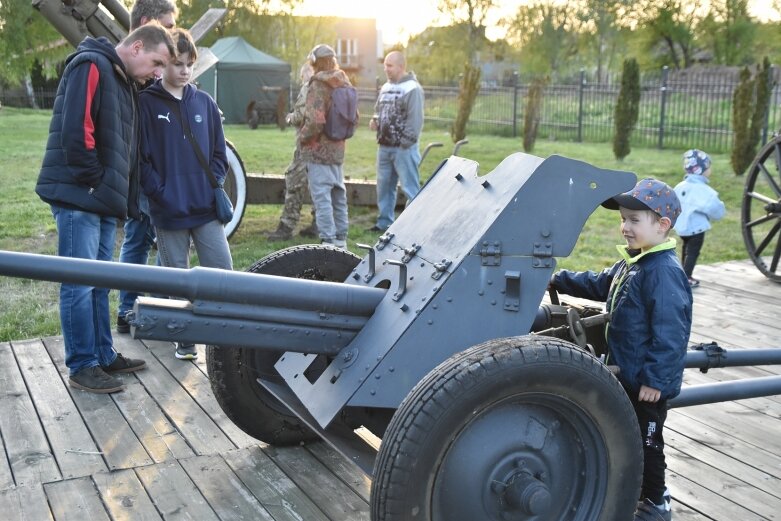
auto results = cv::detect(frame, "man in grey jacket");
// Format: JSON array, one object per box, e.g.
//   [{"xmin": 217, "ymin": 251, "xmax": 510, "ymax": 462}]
[{"xmin": 369, "ymin": 51, "xmax": 424, "ymax": 232}]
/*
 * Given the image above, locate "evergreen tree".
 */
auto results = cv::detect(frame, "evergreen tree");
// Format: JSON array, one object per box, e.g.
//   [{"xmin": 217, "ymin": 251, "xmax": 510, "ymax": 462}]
[
  {"xmin": 451, "ymin": 63, "xmax": 481, "ymax": 143},
  {"xmin": 523, "ymin": 77, "xmax": 547, "ymax": 152},
  {"xmin": 731, "ymin": 59, "xmax": 774, "ymax": 175},
  {"xmin": 613, "ymin": 58, "xmax": 641, "ymax": 160}
]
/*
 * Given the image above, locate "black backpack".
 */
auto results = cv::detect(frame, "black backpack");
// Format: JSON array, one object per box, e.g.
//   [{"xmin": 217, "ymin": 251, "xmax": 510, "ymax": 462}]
[{"xmin": 324, "ymin": 85, "xmax": 359, "ymax": 140}]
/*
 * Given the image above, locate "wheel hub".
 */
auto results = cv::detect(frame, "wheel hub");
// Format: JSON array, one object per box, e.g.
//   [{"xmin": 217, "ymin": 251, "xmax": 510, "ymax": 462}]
[{"xmin": 493, "ymin": 465, "xmax": 552, "ymax": 516}]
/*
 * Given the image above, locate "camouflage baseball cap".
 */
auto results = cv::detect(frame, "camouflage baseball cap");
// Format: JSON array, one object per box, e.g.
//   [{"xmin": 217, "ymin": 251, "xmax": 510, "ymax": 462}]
[{"xmin": 602, "ymin": 178, "xmax": 682, "ymax": 226}]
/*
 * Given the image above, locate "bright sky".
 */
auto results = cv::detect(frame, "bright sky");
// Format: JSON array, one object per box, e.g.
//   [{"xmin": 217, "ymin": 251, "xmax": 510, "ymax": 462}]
[{"xmin": 292, "ymin": 0, "xmax": 781, "ymax": 46}]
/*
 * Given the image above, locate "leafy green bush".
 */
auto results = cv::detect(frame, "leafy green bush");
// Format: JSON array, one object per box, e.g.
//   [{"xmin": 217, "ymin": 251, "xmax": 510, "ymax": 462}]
[{"xmin": 613, "ymin": 59, "xmax": 641, "ymax": 160}]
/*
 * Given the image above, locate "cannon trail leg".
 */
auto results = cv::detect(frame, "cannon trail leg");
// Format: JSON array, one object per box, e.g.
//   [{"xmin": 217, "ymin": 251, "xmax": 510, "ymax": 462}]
[
  {"xmin": 206, "ymin": 245, "xmax": 361, "ymax": 445},
  {"xmin": 371, "ymin": 336, "xmax": 642, "ymax": 521},
  {"xmin": 742, "ymin": 136, "xmax": 781, "ymax": 282}
]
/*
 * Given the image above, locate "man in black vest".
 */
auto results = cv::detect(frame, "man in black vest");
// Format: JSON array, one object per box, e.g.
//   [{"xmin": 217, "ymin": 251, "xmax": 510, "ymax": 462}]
[{"xmin": 35, "ymin": 24, "xmax": 175, "ymax": 393}]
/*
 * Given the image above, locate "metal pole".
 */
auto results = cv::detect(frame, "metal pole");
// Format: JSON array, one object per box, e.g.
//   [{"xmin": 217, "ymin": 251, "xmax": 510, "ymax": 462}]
[
  {"xmin": 669, "ymin": 375, "xmax": 781, "ymax": 408},
  {"xmin": 577, "ymin": 69, "xmax": 585, "ymax": 143},
  {"xmin": 658, "ymin": 66, "xmax": 669, "ymax": 149},
  {"xmin": 685, "ymin": 347, "xmax": 781, "ymax": 369},
  {"xmin": 512, "ymin": 71, "xmax": 519, "ymax": 138}
]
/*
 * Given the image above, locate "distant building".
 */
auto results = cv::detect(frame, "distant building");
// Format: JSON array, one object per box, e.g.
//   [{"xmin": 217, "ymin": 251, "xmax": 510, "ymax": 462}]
[{"xmin": 332, "ymin": 18, "xmax": 381, "ymax": 88}]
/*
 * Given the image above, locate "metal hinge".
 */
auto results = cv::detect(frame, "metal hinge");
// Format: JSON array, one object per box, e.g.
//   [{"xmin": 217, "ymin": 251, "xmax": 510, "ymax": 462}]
[
  {"xmin": 532, "ymin": 242, "xmax": 553, "ymax": 268},
  {"xmin": 480, "ymin": 241, "xmax": 501, "ymax": 266},
  {"xmin": 431, "ymin": 259, "xmax": 451, "ymax": 280}
]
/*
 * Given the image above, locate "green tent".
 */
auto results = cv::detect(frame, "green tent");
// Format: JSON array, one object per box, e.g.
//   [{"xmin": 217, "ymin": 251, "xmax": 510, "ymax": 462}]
[{"xmin": 200, "ymin": 36, "xmax": 291, "ymax": 124}]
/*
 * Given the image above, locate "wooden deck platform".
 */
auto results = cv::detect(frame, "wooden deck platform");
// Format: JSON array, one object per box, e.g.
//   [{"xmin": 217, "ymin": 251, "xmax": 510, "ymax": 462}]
[{"xmin": 0, "ymin": 259, "xmax": 779, "ymax": 520}]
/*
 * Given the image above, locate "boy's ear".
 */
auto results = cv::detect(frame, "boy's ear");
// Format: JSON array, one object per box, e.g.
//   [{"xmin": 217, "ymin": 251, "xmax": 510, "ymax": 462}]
[{"xmin": 658, "ymin": 216, "xmax": 672, "ymax": 232}]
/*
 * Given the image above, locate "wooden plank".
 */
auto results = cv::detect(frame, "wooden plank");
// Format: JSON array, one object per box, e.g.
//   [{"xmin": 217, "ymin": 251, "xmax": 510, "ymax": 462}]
[
  {"xmin": 307, "ymin": 442, "xmax": 372, "ymax": 502},
  {"xmin": 41, "ymin": 337, "xmax": 153, "ymax": 470},
  {"xmin": 0, "ymin": 430, "xmax": 13, "ymax": 490},
  {"xmin": 110, "ymin": 335, "xmax": 236, "ymax": 456},
  {"xmin": 134, "ymin": 460, "xmax": 219, "ymax": 520},
  {"xmin": 92, "ymin": 468, "xmax": 161, "ymax": 520},
  {"xmin": 0, "ymin": 343, "xmax": 60, "ymax": 487},
  {"xmin": 223, "ymin": 445, "xmax": 330, "ymax": 521},
  {"xmin": 111, "ymin": 377, "xmax": 195, "ymax": 463},
  {"xmin": 45, "ymin": 476, "xmax": 111, "ymax": 520},
  {"xmin": 0, "ymin": 483, "xmax": 53, "ymax": 520},
  {"xmin": 666, "ymin": 470, "xmax": 765, "ymax": 520},
  {"xmin": 666, "ymin": 428, "xmax": 781, "ymax": 501},
  {"xmin": 264, "ymin": 445, "xmax": 369, "ymax": 521},
  {"xmin": 141, "ymin": 339, "xmax": 258, "ymax": 449},
  {"xmin": 178, "ymin": 454, "xmax": 275, "ymax": 521},
  {"xmin": 667, "ymin": 411, "xmax": 781, "ymax": 480},
  {"xmin": 11, "ymin": 339, "xmax": 106, "ymax": 479}
]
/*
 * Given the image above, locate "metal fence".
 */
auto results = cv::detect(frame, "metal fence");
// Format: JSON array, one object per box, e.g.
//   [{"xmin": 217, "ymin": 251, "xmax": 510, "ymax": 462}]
[{"xmin": 6, "ymin": 67, "xmax": 781, "ymax": 153}]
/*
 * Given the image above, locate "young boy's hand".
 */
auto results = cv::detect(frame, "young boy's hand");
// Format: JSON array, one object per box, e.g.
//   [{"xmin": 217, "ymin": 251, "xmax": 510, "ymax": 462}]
[{"xmin": 638, "ymin": 385, "xmax": 661, "ymax": 403}]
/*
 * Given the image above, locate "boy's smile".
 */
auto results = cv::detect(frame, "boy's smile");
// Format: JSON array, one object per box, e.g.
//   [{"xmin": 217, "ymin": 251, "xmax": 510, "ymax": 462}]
[{"xmin": 619, "ymin": 207, "xmax": 670, "ymax": 252}]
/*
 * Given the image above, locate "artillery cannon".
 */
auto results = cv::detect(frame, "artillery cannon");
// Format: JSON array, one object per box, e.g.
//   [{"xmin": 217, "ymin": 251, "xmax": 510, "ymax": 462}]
[{"xmin": 2, "ymin": 153, "xmax": 781, "ymax": 520}]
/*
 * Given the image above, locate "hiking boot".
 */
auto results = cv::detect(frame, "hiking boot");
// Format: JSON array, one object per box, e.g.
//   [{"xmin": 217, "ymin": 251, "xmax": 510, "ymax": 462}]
[
  {"xmin": 634, "ymin": 498, "xmax": 672, "ymax": 521},
  {"xmin": 299, "ymin": 221, "xmax": 318, "ymax": 238},
  {"xmin": 102, "ymin": 353, "xmax": 146, "ymax": 374},
  {"xmin": 267, "ymin": 223, "xmax": 293, "ymax": 241},
  {"xmin": 175, "ymin": 343, "xmax": 197, "ymax": 360},
  {"xmin": 116, "ymin": 313, "xmax": 130, "ymax": 334},
  {"xmin": 69, "ymin": 366, "xmax": 125, "ymax": 394}
]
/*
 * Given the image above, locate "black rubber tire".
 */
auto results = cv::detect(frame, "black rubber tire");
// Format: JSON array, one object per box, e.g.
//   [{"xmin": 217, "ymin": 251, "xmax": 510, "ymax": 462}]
[
  {"xmin": 742, "ymin": 135, "xmax": 781, "ymax": 283},
  {"xmin": 371, "ymin": 335, "xmax": 642, "ymax": 521},
  {"xmin": 206, "ymin": 245, "xmax": 361, "ymax": 445}
]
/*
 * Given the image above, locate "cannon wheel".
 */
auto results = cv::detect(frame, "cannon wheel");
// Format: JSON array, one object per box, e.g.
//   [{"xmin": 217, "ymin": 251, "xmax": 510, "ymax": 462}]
[
  {"xmin": 222, "ymin": 140, "xmax": 248, "ymax": 240},
  {"xmin": 206, "ymin": 245, "xmax": 361, "ymax": 445},
  {"xmin": 742, "ymin": 135, "xmax": 781, "ymax": 282},
  {"xmin": 371, "ymin": 335, "xmax": 642, "ymax": 521}
]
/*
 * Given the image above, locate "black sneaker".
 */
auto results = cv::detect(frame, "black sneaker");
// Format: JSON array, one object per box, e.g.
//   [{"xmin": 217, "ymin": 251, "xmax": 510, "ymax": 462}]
[
  {"xmin": 175, "ymin": 343, "xmax": 197, "ymax": 360},
  {"xmin": 634, "ymin": 498, "xmax": 671, "ymax": 521},
  {"xmin": 102, "ymin": 353, "xmax": 146, "ymax": 373},
  {"xmin": 69, "ymin": 366, "xmax": 125, "ymax": 394},
  {"xmin": 116, "ymin": 313, "xmax": 130, "ymax": 334},
  {"xmin": 367, "ymin": 225, "xmax": 387, "ymax": 232}
]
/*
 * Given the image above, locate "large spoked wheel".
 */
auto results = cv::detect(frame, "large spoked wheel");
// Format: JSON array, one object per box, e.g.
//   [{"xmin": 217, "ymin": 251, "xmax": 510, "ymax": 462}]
[
  {"xmin": 371, "ymin": 335, "xmax": 642, "ymax": 521},
  {"xmin": 206, "ymin": 245, "xmax": 361, "ymax": 445},
  {"xmin": 742, "ymin": 136, "xmax": 781, "ymax": 282},
  {"xmin": 223, "ymin": 140, "xmax": 248, "ymax": 240}
]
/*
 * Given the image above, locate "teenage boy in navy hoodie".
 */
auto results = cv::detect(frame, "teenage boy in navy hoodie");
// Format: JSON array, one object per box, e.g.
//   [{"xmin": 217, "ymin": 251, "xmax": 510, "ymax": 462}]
[{"xmin": 138, "ymin": 28, "xmax": 233, "ymax": 361}]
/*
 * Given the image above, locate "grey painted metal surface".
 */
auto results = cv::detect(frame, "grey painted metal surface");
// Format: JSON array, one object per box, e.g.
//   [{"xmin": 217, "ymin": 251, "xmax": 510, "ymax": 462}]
[{"xmin": 275, "ymin": 153, "xmax": 638, "ymax": 426}]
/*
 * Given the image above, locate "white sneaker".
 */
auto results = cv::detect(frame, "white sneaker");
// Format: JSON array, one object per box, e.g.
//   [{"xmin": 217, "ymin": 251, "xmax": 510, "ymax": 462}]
[{"xmin": 334, "ymin": 238, "xmax": 347, "ymax": 248}]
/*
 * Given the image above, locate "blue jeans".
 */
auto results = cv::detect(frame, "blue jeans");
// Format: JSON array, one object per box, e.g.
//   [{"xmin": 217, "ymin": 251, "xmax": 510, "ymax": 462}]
[
  {"xmin": 375, "ymin": 144, "xmax": 421, "ymax": 230},
  {"xmin": 51, "ymin": 205, "xmax": 118, "ymax": 375},
  {"xmin": 306, "ymin": 163, "xmax": 349, "ymax": 241},
  {"xmin": 117, "ymin": 214, "xmax": 156, "ymax": 316}
]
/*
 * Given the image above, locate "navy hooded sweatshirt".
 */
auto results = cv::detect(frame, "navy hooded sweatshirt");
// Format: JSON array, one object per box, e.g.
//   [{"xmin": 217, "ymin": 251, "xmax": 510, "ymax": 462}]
[{"xmin": 138, "ymin": 81, "xmax": 227, "ymax": 230}]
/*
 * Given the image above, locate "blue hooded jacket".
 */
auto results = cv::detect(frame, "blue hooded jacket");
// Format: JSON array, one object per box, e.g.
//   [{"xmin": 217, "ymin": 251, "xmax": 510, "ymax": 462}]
[
  {"xmin": 138, "ymin": 81, "xmax": 227, "ymax": 230},
  {"xmin": 551, "ymin": 241, "xmax": 693, "ymax": 399}
]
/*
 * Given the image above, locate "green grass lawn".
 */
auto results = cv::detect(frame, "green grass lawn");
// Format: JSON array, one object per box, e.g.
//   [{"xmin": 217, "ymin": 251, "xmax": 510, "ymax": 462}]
[{"xmin": 0, "ymin": 107, "xmax": 751, "ymax": 341}]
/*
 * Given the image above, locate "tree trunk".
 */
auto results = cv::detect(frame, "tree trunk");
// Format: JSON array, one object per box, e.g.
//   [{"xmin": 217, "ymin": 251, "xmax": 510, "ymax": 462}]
[{"xmin": 24, "ymin": 74, "xmax": 39, "ymax": 110}]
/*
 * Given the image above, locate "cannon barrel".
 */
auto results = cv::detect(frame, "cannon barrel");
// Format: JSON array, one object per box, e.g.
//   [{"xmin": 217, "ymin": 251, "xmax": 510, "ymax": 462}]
[
  {"xmin": 669, "ymin": 375, "xmax": 781, "ymax": 408},
  {"xmin": 0, "ymin": 250, "xmax": 385, "ymax": 316}
]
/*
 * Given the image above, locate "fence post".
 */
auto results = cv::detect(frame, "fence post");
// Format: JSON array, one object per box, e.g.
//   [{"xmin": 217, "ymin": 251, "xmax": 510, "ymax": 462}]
[
  {"xmin": 658, "ymin": 66, "xmax": 669, "ymax": 149},
  {"xmin": 577, "ymin": 68, "xmax": 585, "ymax": 142},
  {"xmin": 512, "ymin": 71, "xmax": 519, "ymax": 138},
  {"xmin": 762, "ymin": 65, "xmax": 775, "ymax": 144}
]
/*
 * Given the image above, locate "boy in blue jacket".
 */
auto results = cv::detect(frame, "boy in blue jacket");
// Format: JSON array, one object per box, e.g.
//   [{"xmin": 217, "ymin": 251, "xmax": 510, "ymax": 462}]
[
  {"xmin": 138, "ymin": 28, "xmax": 233, "ymax": 361},
  {"xmin": 674, "ymin": 149, "xmax": 726, "ymax": 288},
  {"xmin": 550, "ymin": 178, "xmax": 692, "ymax": 521}
]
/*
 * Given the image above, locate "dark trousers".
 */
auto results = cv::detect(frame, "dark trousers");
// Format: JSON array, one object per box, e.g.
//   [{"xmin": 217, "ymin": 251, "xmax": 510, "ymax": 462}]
[
  {"xmin": 680, "ymin": 232, "xmax": 705, "ymax": 279},
  {"xmin": 628, "ymin": 392, "xmax": 668, "ymax": 505}
]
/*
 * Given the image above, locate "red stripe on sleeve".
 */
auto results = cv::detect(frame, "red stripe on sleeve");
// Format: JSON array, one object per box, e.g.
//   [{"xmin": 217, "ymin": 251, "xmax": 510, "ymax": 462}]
[{"xmin": 83, "ymin": 63, "xmax": 99, "ymax": 150}]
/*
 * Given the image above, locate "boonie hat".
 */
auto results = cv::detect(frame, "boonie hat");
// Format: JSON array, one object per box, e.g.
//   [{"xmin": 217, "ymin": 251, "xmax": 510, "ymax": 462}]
[
  {"xmin": 683, "ymin": 149, "xmax": 711, "ymax": 175},
  {"xmin": 602, "ymin": 178, "xmax": 682, "ymax": 226}
]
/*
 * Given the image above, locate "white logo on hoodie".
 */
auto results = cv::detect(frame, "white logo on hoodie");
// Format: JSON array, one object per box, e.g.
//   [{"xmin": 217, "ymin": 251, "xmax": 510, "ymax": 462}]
[{"xmin": 157, "ymin": 112, "xmax": 170, "ymax": 123}]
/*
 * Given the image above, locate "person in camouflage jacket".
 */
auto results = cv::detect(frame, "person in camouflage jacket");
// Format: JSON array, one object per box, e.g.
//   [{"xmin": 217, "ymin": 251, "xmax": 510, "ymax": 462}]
[
  {"xmin": 297, "ymin": 44, "xmax": 352, "ymax": 248},
  {"xmin": 267, "ymin": 62, "xmax": 317, "ymax": 240}
]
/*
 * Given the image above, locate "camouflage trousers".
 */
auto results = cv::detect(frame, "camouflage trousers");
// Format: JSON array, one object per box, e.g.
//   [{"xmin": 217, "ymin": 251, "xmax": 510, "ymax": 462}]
[{"xmin": 278, "ymin": 148, "xmax": 313, "ymax": 230}]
